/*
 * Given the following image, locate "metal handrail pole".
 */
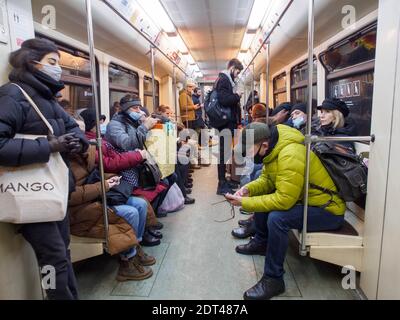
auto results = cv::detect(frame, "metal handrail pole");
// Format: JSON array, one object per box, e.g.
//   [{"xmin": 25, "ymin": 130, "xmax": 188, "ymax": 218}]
[
  {"xmin": 241, "ymin": 0, "xmax": 295, "ymax": 76},
  {"xmin": 101, "ymin": 0, "xmax": 189, "ymax": 77},
  {"xmin": 300, "ymin": 0, "xmax": 315, "ymax": 257},
  {"xmin": 173, "ymin": 66, "xmax": 178, "ymax": 122},
  {"xmin": 266, "ymin": 41, "xmax": 270, "ymax": 124},
  {"xmin": 85, "ymin": 0, "xmax": 109, "ymax": 251},
  {"xmin": 251, "ymin": 63, "xmax": 255, "ymax": 107},
  {"xmin": 150, "ymin": 45, "xmax": 156, "ymax": 112},
  {"xmin": 310, "ymin": 135, "xmax": 375, "ymax": 143}
]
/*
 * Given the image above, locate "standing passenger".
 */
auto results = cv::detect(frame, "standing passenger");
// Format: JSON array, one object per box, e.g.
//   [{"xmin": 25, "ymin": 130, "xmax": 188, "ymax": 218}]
[
  {"xmin": 215, "ymin": 58, "xmax": 244, "ymax": 195},
  {"xmin": 0, "ymin": 38, "xmax": 89, "ymax": 300}
]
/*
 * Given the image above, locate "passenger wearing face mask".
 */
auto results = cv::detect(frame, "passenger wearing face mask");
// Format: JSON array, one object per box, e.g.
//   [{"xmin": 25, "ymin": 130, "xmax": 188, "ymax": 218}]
[
  {"xmin": 287, "ymin": 103, "xmax": 308, "ymax": 134},
  {"xmin": 225, "ymin": 122, "xmax": 346, "ymax": 300},
  {"xmin": 106, "ymin": 94, "xmax": 158, "ymax": 152},
  {"xmin": 0, "ymin": 38, "xmax": 89, "ymax": 300},
  {"xmin": 215, "ymin": 58, "xmax": 244, "ymax": 195}
]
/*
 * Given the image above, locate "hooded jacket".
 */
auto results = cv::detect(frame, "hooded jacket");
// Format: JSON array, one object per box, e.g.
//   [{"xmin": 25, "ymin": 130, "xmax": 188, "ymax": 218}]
[
  {"xmin": 242, "ymin": 125, "xmax": 346, "ymax": 215},
  {"xmin": 68, "ymin": 145, "xmax": 138, "ymax": 255},
  {"xmin": 105, "ymin": 112, "xmax": 148, "ymax": 152},
  {"xmin": 0, "ymin": 69, "xmax": 89, "ymax": 193}
]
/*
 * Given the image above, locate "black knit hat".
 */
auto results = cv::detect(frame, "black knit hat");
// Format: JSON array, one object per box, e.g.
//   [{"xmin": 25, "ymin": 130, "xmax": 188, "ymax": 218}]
[
  {"xmin": 80, "ymin": 109, "xmax": 96, "ymax": 132},
  {"xmin": 317, "ymin": 98, "xmax": 349, "ymax": 117},
  {"xmin": 271, "ymin": 102, "xmax": 293, "ymax": 116},
  {"xmin": 291, "ymin": 103, "xmax": 307, "ymax": 115},
  {"xmin": 120, "ymin": 95, "xmax": 142, "ymax": 112}
]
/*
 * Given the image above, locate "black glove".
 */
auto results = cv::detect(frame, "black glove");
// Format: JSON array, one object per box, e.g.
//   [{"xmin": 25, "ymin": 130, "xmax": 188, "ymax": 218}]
[{"xmin": 48, "ymin": 133, "xmax": 80, "ymax": 153}]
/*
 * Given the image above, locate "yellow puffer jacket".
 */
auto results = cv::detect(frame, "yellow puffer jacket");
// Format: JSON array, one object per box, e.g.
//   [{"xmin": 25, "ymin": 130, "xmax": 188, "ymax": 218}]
[{"xmin": 242, "ymin": 125, "xmax": 346, "ymax": 215}]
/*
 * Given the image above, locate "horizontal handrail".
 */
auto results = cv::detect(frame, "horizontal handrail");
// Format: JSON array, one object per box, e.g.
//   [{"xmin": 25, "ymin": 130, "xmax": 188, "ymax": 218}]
[
  {"xmin": 308, "ymin": 135, "xmax": 375, "ymax": 143},
  {"xmin": 101, "ymin": 0, "xmax": 189, "ymax": 77},
  {"xmin": 240, "ymin": 0, "xmax": 295, "ymax": 77}
]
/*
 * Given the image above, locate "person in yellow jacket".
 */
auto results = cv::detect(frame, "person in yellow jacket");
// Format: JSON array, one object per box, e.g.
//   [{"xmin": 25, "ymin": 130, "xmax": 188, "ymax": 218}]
[{"xmin": 225, "ymin": 123, "xmax": 346, "ymax": 300}]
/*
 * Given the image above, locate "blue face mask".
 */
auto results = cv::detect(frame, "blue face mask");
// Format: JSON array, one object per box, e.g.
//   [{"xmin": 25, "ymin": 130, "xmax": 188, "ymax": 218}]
[
  {"xmin": 128, "ymin": 111, "xmax": 143, "ymax": 122},
  {"xmin": 35, "ymin": 61, "xmax": 62, "ymax": 81},
  {"xmin": 293, "ymin": 117, "xmax": 305, "ymax": 129},
  {"xmin": 100, "ymin": 123, "xmax": 107, "ymax": 135}
]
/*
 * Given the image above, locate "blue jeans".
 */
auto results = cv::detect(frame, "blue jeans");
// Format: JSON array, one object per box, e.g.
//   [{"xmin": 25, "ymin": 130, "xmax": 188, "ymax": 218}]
[
  {"xmin": 253, "ymin": 205, "xmax": 344, "ymax": 279},
  {"xmin": 240, "ymin": 162, "xmax": 263, "ymax": 187},
  {"xmin": 113, "ymin": 196, "xmax": 147, "ymax": 259}
]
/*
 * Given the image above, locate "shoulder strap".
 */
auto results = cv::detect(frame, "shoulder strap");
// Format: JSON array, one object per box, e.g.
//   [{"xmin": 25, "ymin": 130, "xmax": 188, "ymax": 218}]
[
  {"xmin": 11, "ymin": 83, "xmax": 54, "ymax": 135},
  {"xmin": 213, "ymin": 77, "xmax": 221, "ymax": 90}
]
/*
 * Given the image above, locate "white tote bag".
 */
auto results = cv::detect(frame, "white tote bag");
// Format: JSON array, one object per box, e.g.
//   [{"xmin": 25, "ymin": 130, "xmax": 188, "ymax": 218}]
[{"xmin": 0, "ymin": 84, "xmax": 69, "ymax": 224}]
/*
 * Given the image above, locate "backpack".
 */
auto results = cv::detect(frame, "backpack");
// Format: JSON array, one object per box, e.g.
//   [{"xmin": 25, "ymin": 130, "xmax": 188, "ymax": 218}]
[
  {"xmin": 311, "ymin": 142, "xmax": 368, "ymax": 202},
  {"xmin": 204, "ymin": 78, "xmax": 231, "ymax": 128}
]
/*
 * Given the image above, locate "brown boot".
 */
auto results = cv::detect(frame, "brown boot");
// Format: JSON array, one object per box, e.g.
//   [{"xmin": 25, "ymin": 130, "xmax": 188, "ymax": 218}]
[
  {"xmin": 116, "ymin": 257, "xmax": 153, "ymax": 281},
  {"xmin": 136, "ymin": 245, "xmax": 156, "ymax": 266}
]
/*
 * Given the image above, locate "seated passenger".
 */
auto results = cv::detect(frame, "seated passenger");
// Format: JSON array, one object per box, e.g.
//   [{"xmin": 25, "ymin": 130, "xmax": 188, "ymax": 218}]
[
  {"xmin": 286, "ymin": 103, "xmax": 308, "ymax": 134},
  {"xmin": 106, "ymin": 94, "xmax": 158, "ymax": 152},
  {"xmin": 225, "ymin": 123, "xmax": 346, "ymax": 300},
  {"xmin": 269, "ymin": 102, "xmax": 292, "ymax": 125},
  {"xmin": 313, "ymin": 98, "xmax": 357, "ymax": 150},
  {"xmin": 68, "ymin": 146, "xmax": 157, "ymax": 281},
  {"xmin": 80, "ymin": 108, "xmax": 164, "ymax": 237}
]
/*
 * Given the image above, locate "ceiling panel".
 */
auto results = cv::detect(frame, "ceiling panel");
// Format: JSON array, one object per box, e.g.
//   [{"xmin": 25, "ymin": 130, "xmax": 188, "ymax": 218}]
[{"xmin": 161, "ymin": 0, "xmax": 254, "ymax": 76}]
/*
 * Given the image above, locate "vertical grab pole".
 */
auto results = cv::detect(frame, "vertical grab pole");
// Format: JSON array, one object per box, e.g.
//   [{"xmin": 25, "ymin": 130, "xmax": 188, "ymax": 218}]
[
  {"xmin": 300, "ymin": 0, "xmax": 315, "ymax": 256},
  {"xmin": 184, "ymin": 75, "xmax": 189, "ymax": 129},
  {"xmin": 150, "ymin": 45, "xmax": 156, "ymax": 112},
  {"xmin": 266, "ymin": 41, "xmax": 270, "ymax": 124},
  {"xmin": 85, "ymin": 0, "xmax": 109, "ymax": 251},
  {"xmin": 251, "ymin": 63, "xmax": 255, "ymax": 107},
  {"xmin": 173, "ymin": 66, "xmax": 178, "ymax": 122}
]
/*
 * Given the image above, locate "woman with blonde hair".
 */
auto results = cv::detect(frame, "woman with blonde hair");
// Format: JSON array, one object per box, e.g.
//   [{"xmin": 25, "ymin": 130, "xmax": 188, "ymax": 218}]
[{"xmin": 314, "ymin": 98, "xmax": 357, "ymax": 150}]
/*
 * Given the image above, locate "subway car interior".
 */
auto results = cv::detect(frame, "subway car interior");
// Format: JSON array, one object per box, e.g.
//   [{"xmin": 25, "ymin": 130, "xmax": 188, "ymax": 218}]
[{"xmin": 0, "ymin": 0, "xmax": 400, "ymax": 301}]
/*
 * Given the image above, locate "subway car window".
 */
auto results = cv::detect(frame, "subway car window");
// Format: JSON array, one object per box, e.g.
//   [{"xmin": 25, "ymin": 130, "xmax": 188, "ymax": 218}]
[
  {"xmin": 273, "ymin": 72, "xmax": 287, "ymax": 107},
  {"xmin": 109, "ymin": 63, "xmax": 139, "ymax": 117},
  {"xmin": 35, "ymin": 35, "xmax": 99, "ymax": 112},
  {"xmin": 143, "ymin": 75, "xmax": 159, "ymax": 112},
  {"xmin": 290, "ymin": 58, "xmax": 317, "ymax": 109},
  {"xmin": 320, "ymin": 22, "xmax": 377, "ymax": 136}
]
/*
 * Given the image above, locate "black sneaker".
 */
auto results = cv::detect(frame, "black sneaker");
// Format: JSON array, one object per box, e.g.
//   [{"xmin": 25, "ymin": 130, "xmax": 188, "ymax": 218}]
[
  {"xmin": 216, "ymin": 181, "xmax": 233, "ymax": 195},
  {"xmin": 244, "ymin": 276, "xmax": 285, "ymax": 300},
  {"xmin": 152, "ymin": 221, "xmax": 164, "ymax": 230},
  {"xmin": 140, "ymin": 231, "xmax": 161, "ymax": 247},
  {"xmin": 227, "ymin": 180, "xmax": 240, "ymax": 189},
  {"xmin": 184, "ymin": 196, "xmax": 195, "ymax": 204}
]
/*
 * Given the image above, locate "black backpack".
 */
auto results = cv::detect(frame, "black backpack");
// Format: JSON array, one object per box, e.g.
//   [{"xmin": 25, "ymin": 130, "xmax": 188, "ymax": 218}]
[
  {"xmin": 204, "ymin": 78, "xmax": 231, "ymax": 128},
  {"xmin": 311, "ymin": 142, "xmax": 368, "ymax": 202}
]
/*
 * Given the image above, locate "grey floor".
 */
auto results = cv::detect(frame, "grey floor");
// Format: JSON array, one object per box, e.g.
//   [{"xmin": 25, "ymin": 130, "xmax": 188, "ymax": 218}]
[{"xmin": 74, "ymin": 164, "xmax": 360, "ymax": 300}]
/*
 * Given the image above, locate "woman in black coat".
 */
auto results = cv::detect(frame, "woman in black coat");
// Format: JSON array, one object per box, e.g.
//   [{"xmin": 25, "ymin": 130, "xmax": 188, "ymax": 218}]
[{"xmin": 0, "ymin": 38, "xmax": 89, "ymax": 300}]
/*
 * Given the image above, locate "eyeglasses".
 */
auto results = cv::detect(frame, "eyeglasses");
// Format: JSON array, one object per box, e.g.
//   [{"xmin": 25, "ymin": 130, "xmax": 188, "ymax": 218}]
[{"xmin": 211, "ymin": 199, "xmax": 235, "ymax": 223}]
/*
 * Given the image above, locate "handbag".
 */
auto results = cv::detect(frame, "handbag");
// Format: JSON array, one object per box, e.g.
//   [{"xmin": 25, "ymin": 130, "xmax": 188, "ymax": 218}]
[
  {"xmin": 138, "ymin": 158, "xmax": 162, "ymax": 191},
  {"xmin": 136, "ymin": 132, "xmax": 163, "ymax": 190},
  {"xmin": 0, "ymin": 84, "xmax": 69, "ymax": 224}
]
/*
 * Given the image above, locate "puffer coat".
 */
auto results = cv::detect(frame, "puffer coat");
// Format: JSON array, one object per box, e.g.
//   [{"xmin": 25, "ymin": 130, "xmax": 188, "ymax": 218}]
[{"xmin": 242, "ymin": 124, "xmax": 346, "ymax": 215}]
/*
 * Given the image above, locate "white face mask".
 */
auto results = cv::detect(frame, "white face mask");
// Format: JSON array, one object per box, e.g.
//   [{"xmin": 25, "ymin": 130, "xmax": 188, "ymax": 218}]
[{"xmin": 35, "ymin": 61, "xmax": 62, "ymax": 81}]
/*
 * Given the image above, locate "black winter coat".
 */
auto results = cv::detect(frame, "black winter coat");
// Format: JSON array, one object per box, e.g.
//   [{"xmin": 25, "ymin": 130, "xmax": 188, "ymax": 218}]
[
  {"xmin": 0, "ymin": 69, "xmax": 89, "ymax": 192},
  {"xmin": 216, "ymin": 73, "xmax": 241, "ymax": 129}
]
